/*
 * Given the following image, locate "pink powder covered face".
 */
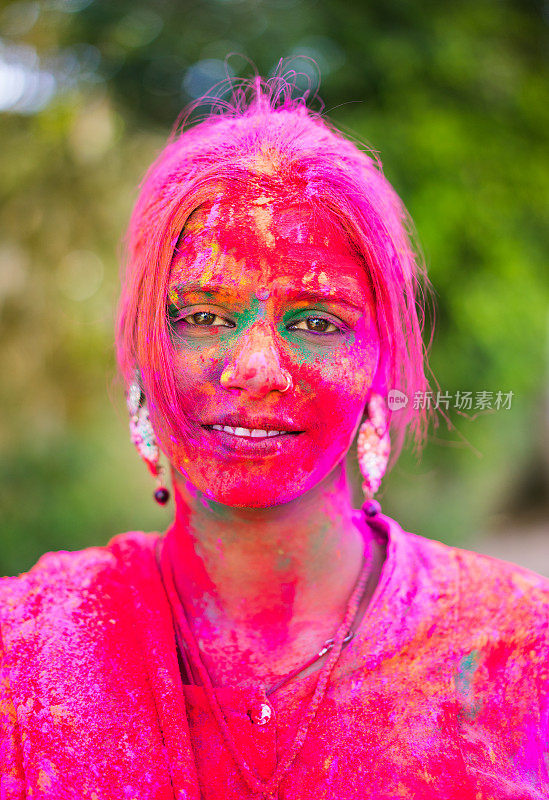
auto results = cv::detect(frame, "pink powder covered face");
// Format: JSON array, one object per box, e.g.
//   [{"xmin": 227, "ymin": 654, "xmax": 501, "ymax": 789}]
[
  {"xmin": 156, "ymin": 188, "xmax": 380, "ymax": 507},
  {"xmin": 117, "ymin": 93, "xmax": 433, "ymax": 465}
]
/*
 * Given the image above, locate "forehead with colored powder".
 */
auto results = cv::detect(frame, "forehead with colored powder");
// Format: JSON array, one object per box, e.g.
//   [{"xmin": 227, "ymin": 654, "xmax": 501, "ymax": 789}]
[{"xmin": 169, "ymin": 190, "xmax": 373, "ymax": 309}]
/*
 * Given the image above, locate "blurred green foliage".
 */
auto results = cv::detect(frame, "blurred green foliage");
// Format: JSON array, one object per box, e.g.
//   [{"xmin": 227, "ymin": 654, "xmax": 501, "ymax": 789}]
[{"xmin": 1, "ymin": 0, "xmax": 548, "ymax": 574}]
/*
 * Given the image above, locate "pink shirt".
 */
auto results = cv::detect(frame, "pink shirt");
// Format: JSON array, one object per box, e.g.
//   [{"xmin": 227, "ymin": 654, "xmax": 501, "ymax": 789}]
[{"xmin": 1, "ymin": 513, "xmax": 548, "ymax": 798}]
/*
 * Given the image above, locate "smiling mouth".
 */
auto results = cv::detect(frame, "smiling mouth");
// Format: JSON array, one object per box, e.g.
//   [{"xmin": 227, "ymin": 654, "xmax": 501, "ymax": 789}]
[{"xmin": 202, "ymin": 425, "xmax": 302, "ymax": 439}]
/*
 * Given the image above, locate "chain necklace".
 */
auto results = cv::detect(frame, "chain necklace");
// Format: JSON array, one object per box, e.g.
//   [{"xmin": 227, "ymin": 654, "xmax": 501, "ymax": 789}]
[{"xmin": 155, "ymin": 534, "xmax": 371, "ymax": 797}]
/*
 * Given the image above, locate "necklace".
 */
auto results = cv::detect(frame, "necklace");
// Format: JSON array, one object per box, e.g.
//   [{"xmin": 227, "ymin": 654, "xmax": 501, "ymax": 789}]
[{"xmin": 155, "ymin": 534, "xmax": 371, "ymax": 797}]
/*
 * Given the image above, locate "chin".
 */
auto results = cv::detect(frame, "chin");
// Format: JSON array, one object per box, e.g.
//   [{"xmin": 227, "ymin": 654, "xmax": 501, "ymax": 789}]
[
  {"xmin": 177, "ymin": 462, "xmax": 320, "ymax": 509},
  {"xmin": 191, "ymin": 455, "xmax": 348, "ymax": 509},
  {"xmin": 170, "ymin": 438, "xmax": 352, "ymax": 510},
  {"xmin": 206, "ymin": 477, "xmax": 311, "ymax": 509}
]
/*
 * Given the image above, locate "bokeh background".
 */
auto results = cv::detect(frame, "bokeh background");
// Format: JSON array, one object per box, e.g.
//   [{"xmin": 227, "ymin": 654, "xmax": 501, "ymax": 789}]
[{"xmin": 1, "ymin": 0, "xmax": 548, "ymax": 576}]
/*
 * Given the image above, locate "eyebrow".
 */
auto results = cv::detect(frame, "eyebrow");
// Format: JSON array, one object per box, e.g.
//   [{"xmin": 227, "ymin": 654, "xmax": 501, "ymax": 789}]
[
  {"xmin": 170, "ymin": 282, "xmax": 237, "ymax": 296},
  {"xmin": 169, "ymin": 282, "xmax": 368, "ymax": 313},
  {"xmin": 283, "ymin": 288, "xmax": 366, "ymax": 313},
  {"xmin": 168, "ymin": 283, "xmax": 248, "ymax": 307}
]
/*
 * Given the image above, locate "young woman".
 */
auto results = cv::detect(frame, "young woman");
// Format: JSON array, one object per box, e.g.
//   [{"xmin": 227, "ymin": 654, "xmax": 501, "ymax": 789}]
[{"xmin": 1, "ymin": 78, "xmax": 547, "ymax": 799}]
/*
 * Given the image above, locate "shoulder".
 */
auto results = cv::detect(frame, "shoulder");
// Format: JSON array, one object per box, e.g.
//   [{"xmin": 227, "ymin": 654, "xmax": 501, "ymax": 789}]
[
  {"xmin": 334, "ymin": 513, "xmax": 549, "ymax": 792},
  {"xmin": 388, "ymin": 518, "xmax": 549, "ymax": 656},
  {"xmin": 0, "ymin": 532, "xmax": 160, "ymax": 643},
  {"xmin": 405, "ymin": 525, "xmax": 548, "ymax": 613},
  {"xmin": 0, "ymin": 530, "xmax": 158, "ymax": 589}
]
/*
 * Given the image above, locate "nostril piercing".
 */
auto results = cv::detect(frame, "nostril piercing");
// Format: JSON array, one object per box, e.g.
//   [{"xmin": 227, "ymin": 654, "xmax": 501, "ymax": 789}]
[{"xmin": 280, "ymin": 372, "xmax": 292, "ymax": 393}]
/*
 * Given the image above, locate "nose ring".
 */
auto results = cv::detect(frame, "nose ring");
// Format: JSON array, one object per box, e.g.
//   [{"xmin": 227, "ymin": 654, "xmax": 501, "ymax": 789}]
[{"xmin": 280, "ymin": 371, "xmax": 292, "ymax": 393}]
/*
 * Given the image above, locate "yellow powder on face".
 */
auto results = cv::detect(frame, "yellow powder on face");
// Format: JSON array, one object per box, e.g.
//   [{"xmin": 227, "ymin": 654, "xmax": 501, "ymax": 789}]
[
  {"xmin": 231, "ymin": 254, "xmax": 247, "ymax": 277},
  {"xmin": 249, "ymin": 204, "xmax": 275, "ymax": 248},
  {"xmin": 247, "ymin": 148, "xmax": 280, "ymax": 176},
  {"xmin": 182, "ymin": 209, "xmax": 207, "ymax": 235},
  {"xmin": 252, "ymin": 195, "xmax": 272, "ymax": 206},
  {"xmin": 197, "ymin": 240, "xmax": 221, "ymax": 286},
  {"xmin": 49, "ymin": 704, "xmax": 73, "ymax": 723},
  {"xmin": 37, "ymin": 768, "xmax": 54, "ymax": 790}
]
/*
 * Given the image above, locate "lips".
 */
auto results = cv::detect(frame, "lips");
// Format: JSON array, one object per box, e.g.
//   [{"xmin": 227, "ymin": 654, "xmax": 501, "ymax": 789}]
[
  {"xmin": 201, "ymin": 414, "xmax": 303, "ymax": 435},
  {"xmin": 207, "ymin": 425, "xmax": 294, "ymax": 438},
  {"xmin": 200, "ymin": 417, "xmax": 303, "ymax": 455}
]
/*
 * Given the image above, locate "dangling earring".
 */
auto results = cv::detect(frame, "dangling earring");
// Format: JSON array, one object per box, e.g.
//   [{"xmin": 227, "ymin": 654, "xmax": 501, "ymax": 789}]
[
  {"xmin": 127, "ymin": 379, "xmax": 170, "ymax": 505},
  {"xmin": 357, "ymin": 392, "xmax": 390, "ymax": 517}
]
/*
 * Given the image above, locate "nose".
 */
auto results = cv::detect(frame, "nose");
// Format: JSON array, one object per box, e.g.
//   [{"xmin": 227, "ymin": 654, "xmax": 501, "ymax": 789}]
[{"xmin": 220, "ymin": 322, "xmax": 292, "ymax": 399}]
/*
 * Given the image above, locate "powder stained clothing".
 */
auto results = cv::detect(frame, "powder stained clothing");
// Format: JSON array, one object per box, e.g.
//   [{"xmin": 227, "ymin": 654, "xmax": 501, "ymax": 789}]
[{"xmin": 0, "ymin": 513, "xmax": 548, "ymax": 799}]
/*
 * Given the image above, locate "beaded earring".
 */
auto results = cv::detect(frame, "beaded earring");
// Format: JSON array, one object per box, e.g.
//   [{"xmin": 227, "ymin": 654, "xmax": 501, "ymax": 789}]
[
  {"xmin": 357, "ymin": 392, "xmax": 390, "ymax": 517},
  {"xmin": 126, "ymin": 379, "xmax": 170, "ymax": 505}
]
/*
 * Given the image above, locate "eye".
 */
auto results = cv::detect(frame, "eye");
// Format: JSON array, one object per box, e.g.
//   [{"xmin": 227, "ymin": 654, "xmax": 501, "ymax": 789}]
[
  {"xmin": 182, "ymin": 311, "xmax": 235, "ymax": 328},
  {"xmin": 288, "ymin": 316, "xmax": 340, "ymax": 334}
]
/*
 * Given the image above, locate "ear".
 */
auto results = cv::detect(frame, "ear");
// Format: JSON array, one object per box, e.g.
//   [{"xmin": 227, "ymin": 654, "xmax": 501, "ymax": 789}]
[
  {"xmin": 370, "ymin": 343, "xmax": 390, "ymax": 400},
  {"xmin": 127, "ymin": 368, "xmax": 146, "ymax": 416},
  {"xmin": 362, "ymin": 345, "xmax": 389, "ymax": 420},
  {"xmin": 127, "ymin": 390, "xmax": 161, "ymax": 479}
]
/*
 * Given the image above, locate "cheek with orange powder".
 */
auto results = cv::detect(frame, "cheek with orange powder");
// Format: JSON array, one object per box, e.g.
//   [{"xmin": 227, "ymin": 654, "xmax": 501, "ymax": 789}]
[{"xmin": 157, "ymin": 192, "xmax": 380, "ymax": 507}]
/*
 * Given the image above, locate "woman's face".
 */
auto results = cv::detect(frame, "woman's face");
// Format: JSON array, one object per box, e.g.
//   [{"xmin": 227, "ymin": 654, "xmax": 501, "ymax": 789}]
[{"xmin": 159, "ymin": 190, "xmax": 380, "ymax": 507}]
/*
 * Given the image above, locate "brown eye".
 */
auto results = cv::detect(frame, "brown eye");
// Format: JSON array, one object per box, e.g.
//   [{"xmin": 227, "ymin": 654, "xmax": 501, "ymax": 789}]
[
  {"xmin": 289, "ymin": 316, "xmax": 339, "ymax": 334},
  {"xmin": 191, "ymin": 311, "xmax": 216, "ymax": 325},
  {"xmin": 307, "ymin": 317, "xmax": 331, "ymax": 332},
  {"xmin": 182, "ymin": 311, "xmax": 235, "ymax": 328}
]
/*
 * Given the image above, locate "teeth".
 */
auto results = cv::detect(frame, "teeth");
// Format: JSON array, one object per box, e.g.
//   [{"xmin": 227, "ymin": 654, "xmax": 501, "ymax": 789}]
[
  {"xmin": 210, "ymin": 426, "xmax": 288, "ymax": 438},
  {"xmin": 234, "ymin": 427, "xmax": 250, "ymax": 437}
]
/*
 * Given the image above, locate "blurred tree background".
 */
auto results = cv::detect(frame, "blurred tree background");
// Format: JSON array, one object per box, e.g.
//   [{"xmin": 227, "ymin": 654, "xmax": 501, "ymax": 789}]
[{"xmin": 1, "ymin": 0, "xmax": 548, "ymax": 575}]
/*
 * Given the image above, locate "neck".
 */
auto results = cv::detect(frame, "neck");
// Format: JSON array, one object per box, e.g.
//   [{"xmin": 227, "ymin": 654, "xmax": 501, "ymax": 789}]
[{"xmin": 164, "ymin": 464, "xmax": 371, "ymax": 644}]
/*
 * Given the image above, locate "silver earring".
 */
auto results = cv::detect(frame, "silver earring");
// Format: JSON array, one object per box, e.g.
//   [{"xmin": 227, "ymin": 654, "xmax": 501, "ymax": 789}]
[
  {"xmin": 127, "ymin": 378, "xmax": 170, "ymax": 505},
  {"xmin": 357, "ymin": 393, "xmax": 390, "ymax": 516}
]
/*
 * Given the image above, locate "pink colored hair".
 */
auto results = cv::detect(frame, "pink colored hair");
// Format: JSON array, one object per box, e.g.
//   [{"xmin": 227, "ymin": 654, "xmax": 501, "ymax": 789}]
[{"xmin": 116, "ymin": 76, "xmax": 434, "ymax": 462}]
